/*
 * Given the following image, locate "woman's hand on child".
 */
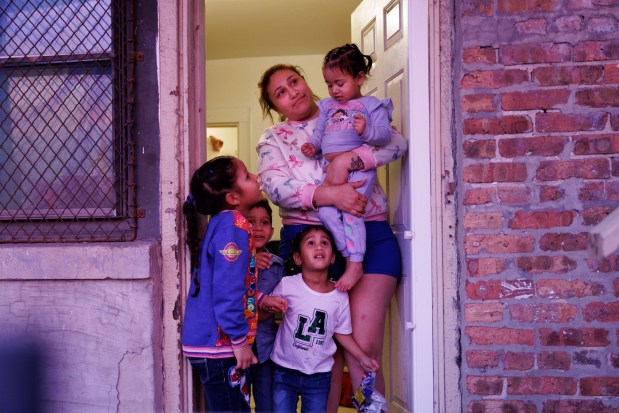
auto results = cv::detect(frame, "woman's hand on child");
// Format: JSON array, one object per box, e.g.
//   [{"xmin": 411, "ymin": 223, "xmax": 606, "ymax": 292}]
[
  {"xmin": 301, "ymin": 142, "xmax": 317, "ymax": 158},
  {"xmin": 255, "ymin": 251, "xmax": 272, "ymax": 270},
  {"xmin": 360, "ymin": 356, "xmax": 380, "ymax": 373},
  {"xmin": 233, "ymin": 344, "xmax": 257, "ymax": 370},
  {"xmin": 261, "ymin": 295, "xmax": 288, "ymax": 314},
  {"xmin": 353, "ymin": 113, "xmax": 367, "ymax": 136},
  {"xmin": 323, "ymin": 152, "xmax": 364, "ymax": 186}
]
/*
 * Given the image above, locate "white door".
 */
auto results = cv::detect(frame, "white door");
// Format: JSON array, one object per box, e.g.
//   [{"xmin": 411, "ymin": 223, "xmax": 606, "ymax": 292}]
[{"xmin": 351, "ymin": 1, "xmax": 433, "ymax": 412}]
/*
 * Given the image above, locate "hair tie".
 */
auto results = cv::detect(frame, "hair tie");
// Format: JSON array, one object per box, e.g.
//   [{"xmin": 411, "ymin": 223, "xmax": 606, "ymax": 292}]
[{"xmin": 186, "ymin": 194, "xmax": 194, "ymax": 203}]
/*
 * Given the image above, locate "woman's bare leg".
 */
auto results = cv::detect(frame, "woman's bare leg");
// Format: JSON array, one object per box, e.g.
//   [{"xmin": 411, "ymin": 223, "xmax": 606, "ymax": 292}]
[
  {"xmin": 344, "ymin": 273, "xmax": 397, "ymax": 393},
  {"xmin": 326, "ymin": 345, "xmax": 345, "ymax": 413}
]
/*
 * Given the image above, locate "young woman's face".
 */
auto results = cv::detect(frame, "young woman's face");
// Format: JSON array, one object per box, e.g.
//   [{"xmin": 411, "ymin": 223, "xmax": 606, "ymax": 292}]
[
  {"xmin": 266, "ymin": 69, "xmax": 318, "ymax": 122},
  {"xmin": 293, "ymin": 228, "xmax": 335, "ymax": 271},
  {"xmin": 246, "ymin": 207, "xmax": 273, "ymax": 250},
  {"xmin": 233, "ymin": 160, "xmax": 264, "ymax": 214},
  {"xmin": 322, "ymin": 67, "xmax": 364, "ymax": 104}
]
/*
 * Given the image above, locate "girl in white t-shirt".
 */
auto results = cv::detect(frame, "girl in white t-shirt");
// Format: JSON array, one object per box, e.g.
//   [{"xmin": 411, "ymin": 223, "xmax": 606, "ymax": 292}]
[{"xmin": 269, "ymin": 226, "xmax": 379, "ymax": 413}]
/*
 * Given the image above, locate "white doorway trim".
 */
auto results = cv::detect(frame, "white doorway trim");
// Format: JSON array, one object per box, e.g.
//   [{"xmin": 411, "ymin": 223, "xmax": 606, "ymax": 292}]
[{"xmin": 407, "ymin": 2, "xmax": 435, "ymax": 412}]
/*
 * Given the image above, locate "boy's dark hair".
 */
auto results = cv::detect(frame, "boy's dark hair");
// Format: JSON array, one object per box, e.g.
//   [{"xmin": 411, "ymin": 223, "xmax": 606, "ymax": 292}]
[
  {"xmin": 183, "ymin": 156, "xmax": 238, "ymax": 296},
  {"xmin": 249, "ymin": 198, "xmax": 272, "ymax": 222},
  {"xmin": 323, "ymin": 43, "xmax": 373, "ymax": 79},
  {"xmin": 291, "ymin": 225, "xmax": 336, "ymax": 255}
]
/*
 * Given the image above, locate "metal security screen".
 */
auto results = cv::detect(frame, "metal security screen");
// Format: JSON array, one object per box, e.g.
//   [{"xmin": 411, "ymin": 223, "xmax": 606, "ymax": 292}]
[{"xmin": 0, "ymin": 0, "xmax": 136, "ymax": 242}]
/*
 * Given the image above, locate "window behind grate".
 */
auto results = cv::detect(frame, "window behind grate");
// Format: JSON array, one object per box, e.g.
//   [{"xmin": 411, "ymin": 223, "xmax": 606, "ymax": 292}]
[{"xmin": 0, "ymin": 0, "xmax": 136, "ymax": 243}]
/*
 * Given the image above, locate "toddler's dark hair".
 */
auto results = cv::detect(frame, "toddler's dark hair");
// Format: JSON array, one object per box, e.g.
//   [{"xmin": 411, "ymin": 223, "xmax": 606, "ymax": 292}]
[
  {"xmin": 249, "ymin": 198, "xmax": 272, "ymax": 222},
  {"xmin": 183, "ymin": 156, "xmax": 238, "ymax": 295},
  {"xmin": 323, "ymin": 43, "xmax": 373, "ymax": 79}
]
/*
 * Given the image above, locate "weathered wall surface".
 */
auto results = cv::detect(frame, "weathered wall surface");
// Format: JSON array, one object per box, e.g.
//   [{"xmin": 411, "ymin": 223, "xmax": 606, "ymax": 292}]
[
  {"xmin": 455, "ymin": 0, "xmax": 619, "ymax": 411},
  {"xmin": 0, "ymin": 242, "xmax": 162, "ymax": 413}
]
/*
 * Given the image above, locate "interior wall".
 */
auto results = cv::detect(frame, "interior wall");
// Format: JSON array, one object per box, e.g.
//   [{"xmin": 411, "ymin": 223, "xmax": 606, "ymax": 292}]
[{"xmin": 206, "ymin": 54, "xmax": 328, "ymax": 239}]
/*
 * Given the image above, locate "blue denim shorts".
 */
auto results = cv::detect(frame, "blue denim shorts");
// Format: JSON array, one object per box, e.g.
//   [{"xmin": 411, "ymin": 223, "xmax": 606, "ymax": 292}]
[{"xmin": 280, "ymin": 220, "xmax": 402, "ymax": 280}]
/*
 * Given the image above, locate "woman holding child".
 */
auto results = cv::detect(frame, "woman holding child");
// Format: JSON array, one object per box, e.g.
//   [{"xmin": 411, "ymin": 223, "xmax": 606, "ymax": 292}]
[{"xmin": 256, "ymin": 63, "xmax": 406, "ymax": 411}]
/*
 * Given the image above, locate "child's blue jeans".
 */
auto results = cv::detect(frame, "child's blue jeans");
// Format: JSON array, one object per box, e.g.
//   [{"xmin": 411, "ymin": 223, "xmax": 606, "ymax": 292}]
[
  {"xmin": 189, "ymin": 357, "xmax": 251, "ymax": 412},
  {"xmin": 273, "ymin": 364, "xmax": 332, "ymax": 413},
  {"xmin": 249, "ymin": 359, "xmax": 275, "ymax": 412}
]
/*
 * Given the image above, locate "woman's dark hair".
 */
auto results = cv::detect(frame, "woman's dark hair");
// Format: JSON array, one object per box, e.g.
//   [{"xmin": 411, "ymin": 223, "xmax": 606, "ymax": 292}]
[
  {"xmin": 183, "ymin": 156, "xmax": 238, "ymax": 295},
  {"xmin": 257, "ymin": 63, "xmax": 319, "ymax": 123},
  {"xmin": 323, "ymin": 43, "xmax": 373, "ymax": 79}
]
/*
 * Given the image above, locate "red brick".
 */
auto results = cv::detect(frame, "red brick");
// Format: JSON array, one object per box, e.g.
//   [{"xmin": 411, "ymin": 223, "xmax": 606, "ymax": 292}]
[
  {"xmin": 614, "ymin": 277, "xmax": 619, "ymax": 297},
  {"xmin": 587, "ymin": 15, "xmax": 618, "ymax": 33},
  {"xmin": 463, "ymin": 0, "xmax": 495, "ymax": 16},
  {"xmin": 464, "ymin": 116, "xmax": 532, "ymax": 135},
  {"xmin": 462, "ymin": 94, "xmax": 496, "ymax": 112},
  {"xmin": 507, "ymin": 376, "xmax": 577, "ymax": 395},
  {"xmin": 605, "ymin": 63, "xmax": 619, "ymax": 83},
  {"xmin": 498, "ymin": 0, "xmax": 563, "ymax": 13},
  {"xmin": 497, "ymin": 186, "xmax": 531, "ymax": 204},
  {"xmin": 537, "ymin": 279, "xmax": 605, "ymax": 299},
  {"xmin": 465, "ymin": 302, "xmax": 504, "ymax": 322},
  {"xmin": 464, "ymin": 212, "xmax": 503, "ymax": 231},
  {"xmin": 540, "ymin": 185, "xmax": 566, "ymax": 201},
  {"xmin": 583, "ymin": 301, "xmax": 619, "ymax": 322},
  {"xmin": 608, "ymin": 180, "xmax": 619, "ymax": 200},
  {"xmin": 539, "ymin": 232, "xmax": 589, "ymax": 251},
  {"xmin": 542, "ymin": 399, "xmax": 617, "ymax": 413},
  {"xmin": 573, "ymin": 134, "xmax": 619, "ymax": 154},
  {"xmin": 582, "ymin": 206, "xmax": 614, "ymax": 225},
  {"xmin": 504, "ymin": 352, "xmax": 535, "ymax": 370},
  {"xmin": 554, "ymin": 15, "xmax": 586, "ymax": 32},
  {"xmin": 515, "ymin": 18, "xmax": 548, "ymax": 34},
  {"xmin": 464, "ymin": 140, "xmax": 496, "ymax": 158},
  {"xmin": 464, "ymin": 163, "xmax": 528, "ymax": 183},
  {"xmin": 536, "ymin": 159, "xmax": 610, "ymax": 180},
  {"xmin": 576, "ymin": 87, "xmax": 619, "ymax": 107},
  {"xmin": 573, "ymin": 350, "xmax": 603, "ymax": 368},
  {"xmin": 578, "ymin": 181, "xmax": 605, "ymax": 201},
  {"xmin": 540, "ymin": 328, "xmax": 610, "ymax": 346},
  {"xmin": 532, "ymin": 65, "xmax": 603, "ymax": 85},
  {"xmin": 510, "ymin": 303, "xmax": 578, "ymax": 323},
  {"xmin": 587, "ymin": 255, "xmax": 619, "ymax": 272},
  {"xmin": 467, "ymin": 375, "xmax": 503, "ymax": 395},
  {"xmin": 611, "ymin": 353, "xmax": 619, "ymax": 368},
  {"xmin": 466, "ymin": 279, "xmax": 534, "ymax": 300},
  {"xmin": 516, "ymin": 255, "xmax": 577, "ymax": 274},
  {"xmin": 538, "ymin": 351, "xmax": 571, "ymax": 370},
  {"xmin": 463, "ymin": 47, "xmax": 497, "ymax": 64},
  {"xmin": 467, "ymin": 257, "xmax": 508, "ymax": 277},
  {"xmin": 509, "ymin": 210, "xmax": 575, "ymax": 229},
  {"xmin": 467, "ymin": 350, "xmax": 499, "ymax": 368},
  {"xmin": 466, "ymin": 326, "xmax": 535, "ymax": 345},
  {"xmin": 461, "ymin": 69, "xmax": 529, "ymax": 89},
  {"xmin": 574, "ymin": 40, "xmax": 619, "ymax": 62},
  {"xmin": 535, "ymin": 111, "xmax": 608, "ymax": 132},
  {"xmin": 502, "ymin": 89, "xmax": 570, "ymax": 110},
  {"xmin": 580, "ymin": 376, "xmax": 619, "ymax": 395},
  {"xmin": 465, "ymin": 234, "xmax": 535, "ymax": 254},
  {"xmin": 501, "ymin": 43, "xmax": 572, "ymax": 65},
  {"xmin": 469, "ymin": 400, "xmax": 536, "ymax": 413},
  {"xmin": 498, "ymin": 136, "xmax": 567, "ymax": 157},
  {"xmin": 464, "ymin": 188, "xmax": 494, "ymax": 205},
  {"xmin": 611, "ymin": 112, "xmax": 619, "ymax": 130}
]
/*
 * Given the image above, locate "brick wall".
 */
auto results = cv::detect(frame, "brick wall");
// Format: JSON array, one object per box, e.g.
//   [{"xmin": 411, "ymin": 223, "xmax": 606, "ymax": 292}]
[{"xmin": 457, "ymin": 0, "xmax": 619, "ymax": 412}]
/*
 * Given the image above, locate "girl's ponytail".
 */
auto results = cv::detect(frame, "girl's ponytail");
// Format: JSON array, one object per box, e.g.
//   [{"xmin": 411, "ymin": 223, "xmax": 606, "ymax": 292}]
[{"xmin": 183, "ymin": 195, "xmax": 202, "ymax": 296}]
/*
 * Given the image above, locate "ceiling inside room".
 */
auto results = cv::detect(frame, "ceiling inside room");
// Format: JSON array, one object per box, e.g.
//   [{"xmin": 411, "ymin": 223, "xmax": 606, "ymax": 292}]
[{"xmin": 205, "ymin": 0, "xmax": 362, "ymax": 60}]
